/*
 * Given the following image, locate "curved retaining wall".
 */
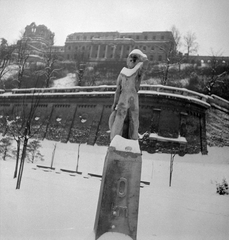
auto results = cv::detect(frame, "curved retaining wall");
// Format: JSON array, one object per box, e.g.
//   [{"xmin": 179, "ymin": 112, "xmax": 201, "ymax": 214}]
[{"xmin": 0, "ymin": 86, "xmax": 210, "ymax": 155}]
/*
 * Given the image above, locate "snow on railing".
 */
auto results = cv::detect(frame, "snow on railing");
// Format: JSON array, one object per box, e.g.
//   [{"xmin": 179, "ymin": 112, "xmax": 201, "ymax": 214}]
[
  {"xmin": 140, "ymin": 84, "xmax": 208, "ymax": 102},
  {"xmin": 0, "ymin": 84, "xmax": 212, "ymax": 108},
  {"xmin": 7, "ymin": 84, "xmax": 207, "ymax": 100},
  {"xmin": 211, "ymin": 94, "xmax": 229, "ymax": 104},
  {"xmin": 208, "ymin": 94, "xmax": 229, "ymax": 111}
]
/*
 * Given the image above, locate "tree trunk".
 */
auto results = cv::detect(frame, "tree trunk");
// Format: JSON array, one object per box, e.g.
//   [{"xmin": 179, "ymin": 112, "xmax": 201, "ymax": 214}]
[
  {"xmin": 14, "ymin": 139, "xmax": 21, "ymax": 178},
  {"xmin": 16, "ymin": 137, "xmax": 28, "ymax": 190},
  {"xmin": 50, "ymin": 143, "xmax": 57, "ymax": 169},
  {"xmin": 76, "ymin": 143, "xmax": 81, "ymax": 172},
  {"xmin": 32, "ymin": 152, "xmax": 35, "ymax": 163},
  {"xmin": 169, "ymin": 154, "xmax": 176, "ymax": 187},
  {"xmin": 3, "ymin": 147, "xmax": 7, "ymax": 160},
  {"xmin": 163, "ymin": 63, "xmax": 170, "ymax": 85}
]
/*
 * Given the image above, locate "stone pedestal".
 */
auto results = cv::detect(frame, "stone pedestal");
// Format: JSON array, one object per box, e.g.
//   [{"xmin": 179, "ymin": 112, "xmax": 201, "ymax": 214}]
[{"xmin": 94, "ymin": 136, "xmax": 142, "ymax": 240}]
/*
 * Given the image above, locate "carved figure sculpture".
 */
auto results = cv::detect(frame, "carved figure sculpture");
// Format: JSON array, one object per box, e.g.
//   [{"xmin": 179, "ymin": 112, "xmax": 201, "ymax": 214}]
[{"xmin": 110, "ymin": 49, "xmax": 149, "ymax": 141}]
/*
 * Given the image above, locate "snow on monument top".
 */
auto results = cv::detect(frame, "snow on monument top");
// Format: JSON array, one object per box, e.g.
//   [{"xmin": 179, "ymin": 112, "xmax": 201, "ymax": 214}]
[
  {"xmin": 97, "ymin": 232, "xmax": 133, "ymax": 240},
  {"xmin": 110, "ymin": 135, "xmax": 141, "ymax": 154}
]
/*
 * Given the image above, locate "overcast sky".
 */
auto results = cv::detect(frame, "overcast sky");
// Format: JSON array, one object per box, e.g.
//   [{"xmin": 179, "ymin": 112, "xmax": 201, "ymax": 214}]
[{"xmin": 1, "ymin": 0, "xmax": 229, "ymax": 56}]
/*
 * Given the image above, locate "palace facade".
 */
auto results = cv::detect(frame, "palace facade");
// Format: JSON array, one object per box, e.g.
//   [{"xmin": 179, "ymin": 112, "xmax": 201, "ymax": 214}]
[{"xmin": 64, "ymin": 31, "xmax": 176, "ymax": 63}]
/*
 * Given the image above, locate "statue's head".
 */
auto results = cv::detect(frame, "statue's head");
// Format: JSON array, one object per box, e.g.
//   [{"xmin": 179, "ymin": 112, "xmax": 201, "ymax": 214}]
[
  {"xmin": 127, "ymin": 49, "xmax": 147, "ymax": 69},
  {"xmin": 127, "ymin": 54, "xmax": 140, "ymax": 69}
]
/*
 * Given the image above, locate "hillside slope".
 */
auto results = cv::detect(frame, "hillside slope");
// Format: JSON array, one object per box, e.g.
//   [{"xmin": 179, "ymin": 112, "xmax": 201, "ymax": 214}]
[{"xmin": 206, "ymin": 107, "xmax": 229, "ymax": 147}]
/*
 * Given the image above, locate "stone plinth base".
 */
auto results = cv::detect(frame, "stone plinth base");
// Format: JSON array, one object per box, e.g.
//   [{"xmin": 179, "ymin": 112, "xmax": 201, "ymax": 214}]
[{"xmin": 94, "ymin": 136, "xmax": 142, "ymax": 240}]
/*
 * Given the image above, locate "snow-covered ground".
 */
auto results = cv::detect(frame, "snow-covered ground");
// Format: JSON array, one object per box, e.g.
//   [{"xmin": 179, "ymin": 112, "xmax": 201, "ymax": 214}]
[
  {"xmin": 1, "ymin": 65, "xmax": 18, "ymax": 80},
  {"xmin": 1, "ymin": 74, "xmax": 229, "ymax": 239},
  {"xmin": 52, "ymin": 73, "xmax": 76, "ymax": 87},
  {"xmin": 1, "ymin": 139, "xmax": 229, "ymax": 240}
]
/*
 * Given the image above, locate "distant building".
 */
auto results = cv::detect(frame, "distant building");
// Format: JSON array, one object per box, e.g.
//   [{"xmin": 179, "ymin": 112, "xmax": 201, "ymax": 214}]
[
  {"xmin": 15, "ymin": 23, "xmax": 67, "ymax": 63},
  {"xmin": 17, "ymin": 24, "xmax": 229, "ymax": 65},
  {"xmin": 19, "ymin": 25, "xmax": 177, "ymax": 64},
  {"xmin": 64, "ymin": 31, "xmax": 176, "ymax": 63},
  {"xmin": 188, "ymin": 55, "xmax": 229, "ymax": 65},
  {"xmin": 52, "ymin": 46, "xmax": 65, "ymax": 60},
  {"xmin": 14, "ymin": 22, "xmax": 57, "ymax": 63},
  {"xmin": 23, "ymin": 22, "xmax": 54, "ymax": 46}
]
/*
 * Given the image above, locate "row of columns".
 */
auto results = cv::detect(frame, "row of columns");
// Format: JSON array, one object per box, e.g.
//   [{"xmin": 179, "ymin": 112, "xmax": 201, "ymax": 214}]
[{"xmin": 89, "ymin": 44, "xmax": 132, "ymax": 60}]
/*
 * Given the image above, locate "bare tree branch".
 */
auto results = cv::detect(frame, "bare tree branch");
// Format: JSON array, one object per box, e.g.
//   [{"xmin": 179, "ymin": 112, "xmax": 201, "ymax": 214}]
[{"xmin": 183, "ymin": 31, "xmax": 198, "ymax": 61}]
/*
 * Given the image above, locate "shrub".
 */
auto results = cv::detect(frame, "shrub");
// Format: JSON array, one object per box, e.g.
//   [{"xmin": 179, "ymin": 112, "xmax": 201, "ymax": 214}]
[{"xmin": 216, "ymin": 178, "xmax": 229, "ymax": 195}]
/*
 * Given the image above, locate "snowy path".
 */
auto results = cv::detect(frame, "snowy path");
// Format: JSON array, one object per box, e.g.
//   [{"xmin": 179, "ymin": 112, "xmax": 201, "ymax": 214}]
[{"xmin": 52, "ymin": 73, "xmax": 76, "ymax": 87}]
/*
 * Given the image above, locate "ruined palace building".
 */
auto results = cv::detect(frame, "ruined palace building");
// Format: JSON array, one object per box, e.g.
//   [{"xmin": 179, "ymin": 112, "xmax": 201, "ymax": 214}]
[{"xmin": 21, "ymin": 23, "xmax": 229, "ymax": 64}]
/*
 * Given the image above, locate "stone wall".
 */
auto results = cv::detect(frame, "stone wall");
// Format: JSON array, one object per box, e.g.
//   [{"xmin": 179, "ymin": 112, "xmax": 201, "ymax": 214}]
[{"xmin": 0, "ymin": 92, "xmax": 209, "ymax": 156}]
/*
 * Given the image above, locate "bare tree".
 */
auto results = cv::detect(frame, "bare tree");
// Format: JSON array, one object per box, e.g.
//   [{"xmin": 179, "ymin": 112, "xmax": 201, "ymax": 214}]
[
  {"xmin": 13, "ymin": 34, "xmax": 31, "ymax": 88},
  {"xmin": 5, "ymin": 114, "xmax": 23, "ymax": 178},
  {"xmin": 74, "ymin": 48, "xmax": 90, "ymax": 86},
  {"xmin": 171, "ymin": 25, "xmax": 184, "ymax": 74},
  {"xmin": 158, "ymin": 40, "xmax": 176, "ymax": 85},
  {"xmin": 204, "ymin": 50, "xmax": 227, "ymax": 95},
  {"xmin": 183, "ymin": 31, "xmax": 198, "ymax": 62},
  {"xmin": 0, "ymin": 38, "xmax": 15, "ymax": 88},
  {"xmin": 171, "ymin": 25, "xmax": 182, "ymax": 53},
  {"xmin": 26, "ymin": 139, "xmax": 44, "ymax": 163},
  {"xmin": 15, "ymin": 96, "xmax": 40, "ymax": 189},
  {"xmin": 0, "ymin": 136, "xmax": 13, "ymax": 161},
  {"xmin": 36, "ymin": 45, "xmax": 62, "ymax": 88},
  {"xmin": 5, "ymin": 93, "xmax": 46, "ymax": 188}
]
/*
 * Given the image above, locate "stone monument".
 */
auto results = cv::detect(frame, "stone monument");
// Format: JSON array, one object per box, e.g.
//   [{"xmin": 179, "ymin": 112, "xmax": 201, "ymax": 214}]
[{"xmin": 94, "ymin": 50, "xmax": 148, "ymax": 240}]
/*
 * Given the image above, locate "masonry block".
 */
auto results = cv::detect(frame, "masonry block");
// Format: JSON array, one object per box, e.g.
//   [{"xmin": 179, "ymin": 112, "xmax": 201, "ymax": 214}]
[{"xmin": 94, "ymin": 136, "xmax": 142, "ymax": 240}]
